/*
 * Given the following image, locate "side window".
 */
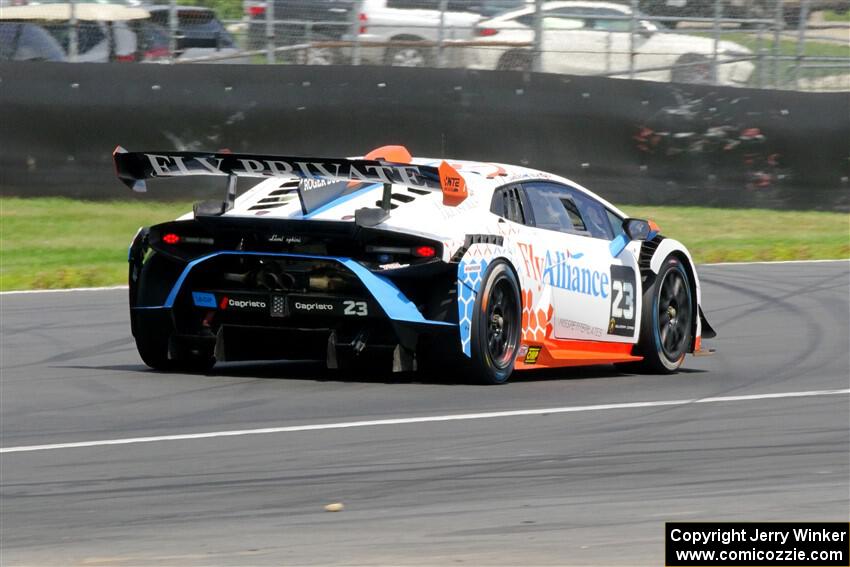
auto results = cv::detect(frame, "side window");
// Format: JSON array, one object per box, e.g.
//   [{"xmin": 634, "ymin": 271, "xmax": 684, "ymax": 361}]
[
  {"xmin": 490, "ymin": 185, "xmax": 526, "ymax": 225},
  {"xmin": 607, "ymin": 210, "xmax": 626, "ymax": 240},
  {"xmin": 522, "ymin": 182, "xmax": 583, "ymax": 234},
  {"xmin": 523, "ymin": 181, "xmax": 616, "ymax": 240}
]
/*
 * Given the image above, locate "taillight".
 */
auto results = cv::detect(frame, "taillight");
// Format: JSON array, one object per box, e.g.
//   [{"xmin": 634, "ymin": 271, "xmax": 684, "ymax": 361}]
[
  {"xmin": 248, "ymin": 4, "xmax": 265, "ymax": 16},
  {"xmin": 162, "ymin": 233, "xmax": 181, "ymax": 244},
  {"xmin": 413, "ymin": 245, "xmax": 436, "ymax": 258},
  {"xmin": 476, "ymin": 27, "xmax": 498, "ymax": 37},
  {"xmin": 358, "ymin": 12, "xmax": 368, "ymax": 34},
  {"xmin": 143, "ymin": 47, "xmax": 170, "ymax": 61},
  {"xmin": 115, "ymin": 53, "xmax": 137, "ymax": 62}
]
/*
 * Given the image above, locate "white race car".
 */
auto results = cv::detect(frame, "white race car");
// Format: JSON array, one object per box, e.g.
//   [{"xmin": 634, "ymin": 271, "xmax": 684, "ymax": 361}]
[{"xmin": 115, "ymin": 144, "xmax": 715, "ymax": 384}]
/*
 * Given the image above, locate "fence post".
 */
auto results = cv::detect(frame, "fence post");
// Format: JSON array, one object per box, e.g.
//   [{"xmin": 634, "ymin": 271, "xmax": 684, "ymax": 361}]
[
  {"xmin": 792, "ymin": 0, "xmax": 810, "ymax": 89},
  {"xmin": 754, "ymin": 25, "xmax": 764, "ymax": 88},
  {"xmin": 436, "ymin": 0, "xmax": 447, "ymax": 68},
  {"xmin": 68, "ymin": 0, "xmax": 78, "ymax": 62},
  {"xmin": 712, "ymin": 0, "xmax": 721, "ymax": 85},
  {"xmin": 352, "ymin": 0, "xmax": 363, "ymax": 66},
  {"xmin": 305, "ymin": 21, "xmax": 312, "ymax": 64},
  {"xmin": 169, "ymin": 0, "xmax": 178, "ymax": 63},
  {"xmin": 772, "ymin": 0, "xmax": 784, "ymax": 88},
  {"xmin": 265, "ymin": 0, "xmax": 275, "ymax": 64},
  {"xmin": 531, "ymin": 0, "xmax": 543, "ymax": 72},
  {"xmin": 628, "ymin": 0, "xmax": 638, "ymax": 79}
]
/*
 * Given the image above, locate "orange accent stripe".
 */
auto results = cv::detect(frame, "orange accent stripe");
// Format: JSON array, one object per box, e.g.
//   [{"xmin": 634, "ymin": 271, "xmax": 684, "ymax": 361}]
[{"xmin": 516, "ymin": 338, "xmax": 642, "ymax": 370}]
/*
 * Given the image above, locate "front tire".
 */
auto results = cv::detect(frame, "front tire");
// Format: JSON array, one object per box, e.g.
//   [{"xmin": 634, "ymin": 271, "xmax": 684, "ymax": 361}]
[
  {"xmin": 469, "ymin": 261, "xmax": 522, "ymax": 384},
  {"xmin": 635, "ymin": 255, "xmax": 694, "ymax": 373}
]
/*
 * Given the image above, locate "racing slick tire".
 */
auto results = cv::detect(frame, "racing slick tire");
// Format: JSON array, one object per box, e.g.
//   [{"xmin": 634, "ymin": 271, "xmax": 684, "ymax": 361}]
[
  {"xmin": 131, "ymin": 255, "xmax": 215, "ymax": 373},
  {"xmin": 469, "ymin": 260, "xmax": 522, "ymax": 385},
  {"xmin": 632, "ymin": 254, "xmax": 694, "ymax": 374}
]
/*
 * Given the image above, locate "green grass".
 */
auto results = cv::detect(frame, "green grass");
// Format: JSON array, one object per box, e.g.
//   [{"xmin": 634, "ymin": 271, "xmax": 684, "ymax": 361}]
[
  {"xmin": 0, "ymin": 198, "xmax": 191, "ymax": 292},
  {"xmin": 695, "ymin": 31, "xmax": 850, "ymax": 86},
  {"xmin": 1, "ymin": 197, "xmax": 848, "ymax": 291},
  {"xmin": 823, "ymin": 10, "xmax": 850, "ymax": 22},
  {"xmin": 625, "ymin": 205, "xmax": 850, "ymax": 263}
]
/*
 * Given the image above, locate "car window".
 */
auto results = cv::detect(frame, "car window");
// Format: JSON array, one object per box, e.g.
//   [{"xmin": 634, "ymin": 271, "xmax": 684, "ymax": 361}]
[
  {"xmin": 523, "ymin": 181, "xmax": 615, "ymax": 239},
  {"xmin": 150, "ymin": 10, "xmax": 234, "ymax": 48},
  {"xmin": 606, "ymin": 209, "xmax": 626, "ymax": 240},
  {"xmin": 490, "ymin": 184, "xmax": 527, "ymax": 225},
  {"xmin": 47, "ymin": 21, "xmax": 107, "ymax": 54},
  {"xmin": 0, "ymin": 23, "xmax": 21, "ymax": 60},
  {"xmin": 5, "ymin": 23, "xmax": 66, "ymax": 61}
]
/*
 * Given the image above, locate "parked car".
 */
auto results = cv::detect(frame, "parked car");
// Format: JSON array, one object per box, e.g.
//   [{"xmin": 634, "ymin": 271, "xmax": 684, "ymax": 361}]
[
  {"xmin": 245, "ymin": 0, "xmax": 357, "ymax": 63},
  {"xmin": 637, "ymin": 0, "xmax": 850, "ymax": 27},
  {"xmin": 145, "ymin": 5, "xmax": 246, "ymax": 62},
  {"xmin": 0, "ymin": 3, "xmax": 148, "ymax": 61},
  {"xmin": 0, "ymin": 21, "xmax": 66, "ymax": 60},
  {"xmin": 466, "ymin": 1, "xmax": 754, "ymax": 84}
]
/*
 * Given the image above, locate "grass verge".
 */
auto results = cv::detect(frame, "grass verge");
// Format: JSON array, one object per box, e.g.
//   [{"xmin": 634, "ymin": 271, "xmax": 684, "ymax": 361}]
[
  {"xmin": 1, "ymin": 197, "xmax": 848, "ymax": 291},
  {"xmin": 695, "ymin": 31, "xmax": 850, "ymax": 85}
]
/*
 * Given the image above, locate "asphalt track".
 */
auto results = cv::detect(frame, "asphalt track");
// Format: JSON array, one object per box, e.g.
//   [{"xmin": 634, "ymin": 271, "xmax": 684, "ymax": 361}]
[{"xmin": 1, "ymin": 261, "xmax": 848, "ymax": 566}]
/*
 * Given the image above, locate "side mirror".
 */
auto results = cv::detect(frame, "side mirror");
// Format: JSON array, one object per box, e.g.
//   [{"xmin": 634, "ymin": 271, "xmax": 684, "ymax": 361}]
[
  {"xmin": 639, "ymin": 20, "xmax": 656, "ymax": 37},
  {"xmin": 622, "ymin": 218, "xmax": 658, "ymax": 241}
]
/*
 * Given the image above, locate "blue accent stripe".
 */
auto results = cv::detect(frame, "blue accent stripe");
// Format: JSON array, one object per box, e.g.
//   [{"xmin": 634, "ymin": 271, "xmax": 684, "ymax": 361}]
[
  {"xmin": 609, "ymin": 233, "xmax": 629, "ymax": 257},
  {"xmin": 302, "ymin": 183, "xmax": 382, "ymax": 219},
  {"xmin": 161, "ymin": 251, "xmax": 454, "ymax": 327}
]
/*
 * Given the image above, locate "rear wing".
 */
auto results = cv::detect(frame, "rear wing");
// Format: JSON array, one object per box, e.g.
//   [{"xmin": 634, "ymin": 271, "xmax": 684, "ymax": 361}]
[{"xmin": 112, "ymin": 146, "xmax": 467, "ymax": 222}]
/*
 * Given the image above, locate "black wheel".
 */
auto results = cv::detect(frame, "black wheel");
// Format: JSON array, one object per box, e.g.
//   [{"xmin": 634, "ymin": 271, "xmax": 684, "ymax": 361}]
[
  {"xmin": 384, "ymin": 36, "xmax": 432, "ymax": 67},
  {"xmin": 635, "ymin": 255, "xmax": 694, "ymax": 373},
  {"xmin": 497, "ymin": 50, "xmax": 532, "ymax": 71},
  {"xmin": 671, "ymin": 53, "xmax": 713, "ymax": 84},
  {"xmin": 131, "ymin": 253, "xmax": 215, "ymax": 373},
  {"xmin": 469, "ymin": 261, "xmax": 521, "ymax": 385},
  {"xmin": 293, "ymin": 35, "xmax": 340, "ymax": 65}
]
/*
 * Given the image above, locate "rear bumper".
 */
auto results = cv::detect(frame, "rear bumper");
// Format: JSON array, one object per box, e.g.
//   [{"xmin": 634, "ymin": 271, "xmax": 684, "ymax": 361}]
[{"xmin": 133, "ymin": 251, "xmax": 456, "ymax": 360}]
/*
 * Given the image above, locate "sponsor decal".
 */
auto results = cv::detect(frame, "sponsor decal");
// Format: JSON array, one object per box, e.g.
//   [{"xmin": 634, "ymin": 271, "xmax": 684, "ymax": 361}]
[
  {"xmin": 293, "ymin": 301, "xmax": 334, "ymax": 312},
  {"xmin": 378, "ymin": 262, "xmax": 409, "ymax": 271},
  {"xmin": 192, "ymin": 292, "xmax": 217, "ymax": 308},
  {"xmin": 464, "ymin": 263, "xmax": 481, "ymax": 274},
  {"xmin": 517, "ymin": 243, "xmax": 609, "ymax": 299},
  {"xmin": 559, "ymin": 317, "xmax": 605, "ymax": 338},
  {"xmin": 218, "ymin": 295, "xmax": 268, "ymax": 311},
  {"xmin": 141, "ymin": 154, "xmax": 431, "ymax": 190},
  {"xmin": 608, "ymin": 265, "xmax": 637, "ymax": 336},
  {"xmin": 267, "ymin": 234, "xmax": 302, "ymax": 244},
  {"xmin": 524, "ymin": 346, "xmax": 542, "ymax": 364},
  {"xmin": 517, "ymin": 345, "xmax": 529, "ymax": 357}
]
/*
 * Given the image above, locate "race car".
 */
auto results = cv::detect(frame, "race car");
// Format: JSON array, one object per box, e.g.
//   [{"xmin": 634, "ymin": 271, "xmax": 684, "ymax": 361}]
[{"xmin": 114, "ymin": 145, "xmax": 715, "ymax": 384}]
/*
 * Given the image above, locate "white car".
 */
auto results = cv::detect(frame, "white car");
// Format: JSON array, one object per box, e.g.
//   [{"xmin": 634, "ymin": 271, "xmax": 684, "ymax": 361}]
[
  {"xmin": 114, "ymin": 144, "xmax": 715, "ymax": 383},
  {"xmin": 466, "ymin": 1, "xmax": 754, "ymax": 84},
  {"xmin": 353, "ymin": 0, "xmax": 484, "ymax": 67}
]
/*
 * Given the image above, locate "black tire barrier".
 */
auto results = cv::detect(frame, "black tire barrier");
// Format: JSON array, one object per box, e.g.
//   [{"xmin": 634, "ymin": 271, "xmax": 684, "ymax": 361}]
[{"xmin": 1, "ymin": 62, "xmax": 847, "ymax": 210}]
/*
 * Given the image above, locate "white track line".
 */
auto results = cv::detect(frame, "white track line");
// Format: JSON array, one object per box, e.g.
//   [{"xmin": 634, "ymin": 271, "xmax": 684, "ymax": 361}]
[
  {"xmin": 1, "ymin": 259, "xmax": 847, "ymax": 296},
  {"xmin": 702, "ymin": 259, "xmax": 849, "ymax": 267},
  {"xmin": 2, "ymin": 388, "xmax": 847, "ymax": 454},
  {"xmin": 0, "ymin": 285, "xmax": 128, "ymax": 296}
]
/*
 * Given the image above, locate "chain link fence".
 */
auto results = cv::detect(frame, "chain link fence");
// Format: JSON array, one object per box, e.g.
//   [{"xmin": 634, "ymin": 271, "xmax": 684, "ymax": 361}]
[{"xmin": 1, "ymin": 0, "xmax": 847, "ymax": 90}]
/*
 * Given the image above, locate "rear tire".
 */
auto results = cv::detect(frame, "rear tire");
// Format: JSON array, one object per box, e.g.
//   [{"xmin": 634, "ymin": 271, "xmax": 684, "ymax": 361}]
[
  {"xmin": 134, "ymin": 320, "xmax": 216, "ymax": 373},
  {"xmin": 671, "ymin": 53, "xmax": 713, "ymax": 84},
  {"xmin": 633, "ymin": 255, "xmax": 694, "ymax": 373},
  {"xmin": 497, "ymin": 50, "xmax": 532, "ymax": 71},
  {"xmin": 469, "ymin": 261, "xmax": 522, "ymax": 385}
]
